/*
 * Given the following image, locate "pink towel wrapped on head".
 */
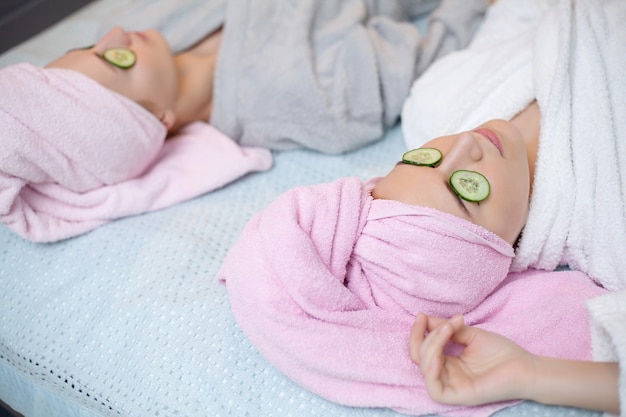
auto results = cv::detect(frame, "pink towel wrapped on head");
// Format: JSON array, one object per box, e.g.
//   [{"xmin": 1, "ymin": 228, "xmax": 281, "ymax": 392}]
[
  {"xmin": 1, "ymin": 63, "xmax": 166, "ymax": 193},
  {"xmin": 0, "ymin": 63, "xmax": 272, "ymax": 242},
  {"xmin": 355, "ymin": 189, "xmax": 514, "ymax": 317},
  {"xmin": 218, "ymin": 176, "xmax": 607, "ymax": 416}
]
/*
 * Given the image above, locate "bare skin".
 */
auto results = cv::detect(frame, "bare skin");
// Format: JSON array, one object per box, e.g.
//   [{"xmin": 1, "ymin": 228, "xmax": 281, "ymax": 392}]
[
  {"xmin": 410, "ymin": 313, "xmax": 620, "ymax": 414},
  {"xmin": 390, "ymin": 99, "xmax": 618, "ymax": 413},
  {"xmin": 373, "ymin": 101, "xmax": 541, "ymax": 246},
  {"xmin": 170, "ymin": 28, "xmax": 223, "ymax": 132},
  {"xmin": 509, "ymin": 100, "xmax": 540, "ymax": 193},
  {"xmin": 46, "ymin": 26, "xmax": 224, "ymax": 135}
]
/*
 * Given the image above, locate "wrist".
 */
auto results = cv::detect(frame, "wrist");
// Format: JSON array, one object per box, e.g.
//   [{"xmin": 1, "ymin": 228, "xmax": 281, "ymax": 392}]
[
  {"xmin": 524, "ymin": 355, "xmax": 554, "ymax": 403},
  {"xmin": 516, "ymin": 352, "xmax": 542, "ymax": 402},
  {"xmin": 527, "ymin": 356, "xmax": 620, "ymax": 414}
]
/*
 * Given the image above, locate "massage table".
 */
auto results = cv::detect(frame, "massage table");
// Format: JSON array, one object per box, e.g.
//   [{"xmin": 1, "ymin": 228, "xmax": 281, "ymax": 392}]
[{"xmin": 0, "ymin": 0, "xmax": 601, "ymax": 416}]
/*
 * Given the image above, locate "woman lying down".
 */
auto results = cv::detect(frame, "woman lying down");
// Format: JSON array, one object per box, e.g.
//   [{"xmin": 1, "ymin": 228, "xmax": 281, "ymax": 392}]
[
  {"xmin": 218, "ymin": 0, "xmax": 625, "ymax": 415},
  {"xmin": 0, "ymin": 30, "xmax": 272, "ymax": 243},
  {"xmin": 217, "ymin": 110, "xmax": 607, "ymax": 417}
]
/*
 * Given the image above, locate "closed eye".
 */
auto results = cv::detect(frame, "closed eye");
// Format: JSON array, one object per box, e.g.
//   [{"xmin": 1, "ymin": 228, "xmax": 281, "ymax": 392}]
[
  {"xmin": 66, "ymin": 45, "xmax": 94, "ymax": 53},
  {"xmin": 93, "ymin": 52, "xmax": 120, "ymax": 72},
  {"xmin": 449, "ymin": 183, "xmax": 470, "ymax": 215}
]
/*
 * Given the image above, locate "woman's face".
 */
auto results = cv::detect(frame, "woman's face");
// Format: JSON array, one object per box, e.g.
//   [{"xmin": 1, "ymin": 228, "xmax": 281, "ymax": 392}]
[
  {"xmin": 46, "ymin": 26, "xmax": 178, "ymax": 121},
  {"xmin": 372, "ymin": 119, "xmax": 531, "ymax": 245}
]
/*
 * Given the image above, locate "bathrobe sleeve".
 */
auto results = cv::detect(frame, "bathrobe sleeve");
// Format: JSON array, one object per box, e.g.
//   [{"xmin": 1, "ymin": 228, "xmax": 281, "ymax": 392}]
[{"xmin": 99, "ymin": 0, "xmax": 490, "ymax": 154}]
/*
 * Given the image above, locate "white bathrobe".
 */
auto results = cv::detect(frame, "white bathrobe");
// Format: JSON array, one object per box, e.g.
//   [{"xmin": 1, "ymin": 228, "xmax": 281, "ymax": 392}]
[{"xmin": 401, "ymin": 0, "xmax": 626, "ymax": 413}]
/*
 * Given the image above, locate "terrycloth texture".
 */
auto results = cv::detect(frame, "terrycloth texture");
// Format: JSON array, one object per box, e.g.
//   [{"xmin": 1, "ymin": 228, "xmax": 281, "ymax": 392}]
[
  {"xmin": 401, "ymin": 0, "xmax": 544, "ymax": 142},
  {"xmin": 218, "ymin": 176, "xmax": 606, "ymax": 416},
  {"xmin": 401, "ymin": 0, "xmax": 626, "ymax": 291},
  {"xmin": 586, "ymin": 291, "xmax": 626, "ymax": 417},
  {"xmin": 0, "ymin": 63, "xmax": 272, "ymax": 242},
  {"xmin": 0, "ymin": 0, "xmax": 607, "ymax": 415},
  {"xmin": 515, "ymin": 0, "xmax": 626, "ymax": 291},
  {"xmin": 0, "ymin": 116, "xmax": 603, "ymax": 417},
  {"xmin": 99, "ymin": 0, "xmax": 490, "ymax": 153}
]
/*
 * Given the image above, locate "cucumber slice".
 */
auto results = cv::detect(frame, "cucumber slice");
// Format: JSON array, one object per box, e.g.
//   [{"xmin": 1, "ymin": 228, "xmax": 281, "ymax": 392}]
[
  {"xmin": 449, "ymin": 170, "xmax": 490, "ymax": 202},
  {"xmin": 402, "ymin": 148, "xmax": 442, "ymax": 167},
  {"xmin": 103, "ymin": 48, "xmax": 136, "ymax": 69}
]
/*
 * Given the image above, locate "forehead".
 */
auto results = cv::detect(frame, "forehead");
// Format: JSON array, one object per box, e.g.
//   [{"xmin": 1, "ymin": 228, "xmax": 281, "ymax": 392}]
[
  {"xmin": 47, "ymin": 49, "xmax": 128, "ymax": 94},
  {"xmin": 48, "ymin": 49, "xmax": 116, "ymax": 74}
]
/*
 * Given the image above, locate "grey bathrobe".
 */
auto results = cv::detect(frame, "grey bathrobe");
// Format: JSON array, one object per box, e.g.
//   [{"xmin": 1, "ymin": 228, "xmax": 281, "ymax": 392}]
[{"xmin": 100, "ymin": 0, "xmax": 489, "ymax": 153}]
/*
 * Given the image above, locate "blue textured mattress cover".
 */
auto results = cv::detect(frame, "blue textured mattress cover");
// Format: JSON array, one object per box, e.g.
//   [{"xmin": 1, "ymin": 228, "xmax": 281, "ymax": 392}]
[
  {"xmin": 0, "ymin": 1, "xmax": 602, "ymax": 416},
  {"xmin": 0, "ymin": 125, "xmax": 600, "ymax": 417}
]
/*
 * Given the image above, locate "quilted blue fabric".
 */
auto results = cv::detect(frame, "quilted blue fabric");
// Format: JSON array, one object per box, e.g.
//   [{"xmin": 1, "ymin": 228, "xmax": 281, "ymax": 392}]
[{"xmin": 0, "ymin": 124, "xmax": 600, "ymax": 417}]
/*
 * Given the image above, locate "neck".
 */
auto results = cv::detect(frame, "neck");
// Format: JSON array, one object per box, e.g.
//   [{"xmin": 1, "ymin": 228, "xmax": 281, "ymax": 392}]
[
  {"xmin": 511, "ymin": 101, "xmax": 541, "ymax": 192},
  {"xmin": 170, "ymin": 29, "xmax": 223, "ymax": 133}
]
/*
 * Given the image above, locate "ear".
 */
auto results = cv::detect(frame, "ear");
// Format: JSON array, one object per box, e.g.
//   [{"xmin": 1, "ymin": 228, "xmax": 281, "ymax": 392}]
[{"xmin": 159, "ymin": 109, "xmax": 176, "ymax": 131}]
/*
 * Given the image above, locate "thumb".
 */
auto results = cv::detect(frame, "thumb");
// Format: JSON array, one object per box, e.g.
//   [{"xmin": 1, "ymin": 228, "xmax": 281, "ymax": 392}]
[{"xmin": 446, "ymin": 316, "xmax": 482, "ymax": 348}]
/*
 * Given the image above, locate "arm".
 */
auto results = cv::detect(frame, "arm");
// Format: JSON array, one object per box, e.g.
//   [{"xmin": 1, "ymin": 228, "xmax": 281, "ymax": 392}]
[{"xmin": 410, "ymin": 313, "xmax": 620, "ymax": 414}]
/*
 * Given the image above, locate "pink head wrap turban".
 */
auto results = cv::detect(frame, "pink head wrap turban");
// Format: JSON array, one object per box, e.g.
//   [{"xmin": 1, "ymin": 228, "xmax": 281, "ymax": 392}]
[
  {"xmin": 218, "ymin": 176, "xmax": 604, "ymax": 416},
  {"xmin": 353, "ymin": 182, "xmax": 514, "ymax": 316},
  {"xmin": 221, "ymin": 176, "xmax": 514, "ymax": 318},
  {"xmin": 0, "ymin": 62, "xmax": 166, "ymax": 198}
]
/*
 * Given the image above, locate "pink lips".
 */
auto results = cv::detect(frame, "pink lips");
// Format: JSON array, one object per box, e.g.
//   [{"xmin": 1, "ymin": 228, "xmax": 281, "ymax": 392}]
[{"xmin": 474, "ymin": 128, "xmax": 504, "ymax": 156}]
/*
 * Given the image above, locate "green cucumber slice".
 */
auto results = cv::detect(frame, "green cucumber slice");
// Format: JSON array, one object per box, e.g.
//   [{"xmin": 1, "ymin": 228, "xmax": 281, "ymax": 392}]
[
  {"xmin": 402, "ymin": 148, "xmax": 442, "ymax": 167},
  {"xmin": 449, "ymin": 170, "xmax": 490, "ymax": 202},
  {"xmin": 103, "ymin": 48, "xmax": 136, "ymax": 69}
]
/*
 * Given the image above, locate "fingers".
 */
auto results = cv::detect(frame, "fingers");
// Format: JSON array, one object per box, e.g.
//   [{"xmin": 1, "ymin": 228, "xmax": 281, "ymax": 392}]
[
  {"xmin": 411, "ymin": 314, "xmax": 503, "ymax": 405},
  {"xmin": 444, "ymin": 316, "xmax": 483, "ymax": 348},
  {"xmin": 409, "ymin": 312, "xmax": 428, "ymax": 364},
  {"xmin": 410, "ymin": 314, "xmax": 469, "ymax": 402},
  {"xmin": 410, "ymin": 313, "xmax": 464, "ymax": 365},
  {"xmin": 418, "ymin": 318, "xmax": 455, "ymax": 372},
  {"xmin": 415, "ymin": 316, "xmax": 460, "ymax": 400}
]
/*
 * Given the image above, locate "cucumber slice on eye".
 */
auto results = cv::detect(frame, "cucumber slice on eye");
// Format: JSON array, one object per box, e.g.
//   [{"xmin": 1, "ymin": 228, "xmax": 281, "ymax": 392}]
[
  {"xmin": 402, "ymin": 148, "xmax": 442, "ymax": 167},
  {"xmin": 449, "ymin": 170, "xmax": 490, "ymax": 202},
  {"xmin": 103, "ymin": 48, "xmax": 136, "ymax": 69}
]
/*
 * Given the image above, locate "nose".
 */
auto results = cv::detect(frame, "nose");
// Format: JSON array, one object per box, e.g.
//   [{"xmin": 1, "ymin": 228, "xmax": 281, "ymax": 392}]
[
  {"xmin": 96, "ymin": 26, "xmax": 131, "ymax": 51},
  {"xmin": 438, "ymin": 132, "xmax": 483, "ymax": 173}
]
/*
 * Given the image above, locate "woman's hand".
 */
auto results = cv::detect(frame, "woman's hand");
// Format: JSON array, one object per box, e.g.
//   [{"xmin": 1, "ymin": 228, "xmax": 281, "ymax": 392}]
[
  {"xmin": 409, "ymin": 313, "xmax": 536, "ymax": 406},
  {"xmin": 410, "ymin": 313, "xmax": 621, "ymax": 414}
]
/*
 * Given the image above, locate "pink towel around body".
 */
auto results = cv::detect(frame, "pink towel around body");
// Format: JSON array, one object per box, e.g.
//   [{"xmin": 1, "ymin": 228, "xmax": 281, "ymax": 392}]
[
  {"xmin": 0, "ymin": 63, "xmax": 272, "ymax": 242},
  {"xmin": 218, "ymin": 176, "xmax": 607, "ymax": 416}
]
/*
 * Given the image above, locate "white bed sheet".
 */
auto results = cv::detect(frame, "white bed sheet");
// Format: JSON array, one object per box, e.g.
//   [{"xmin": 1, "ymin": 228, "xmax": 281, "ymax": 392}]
[{"xmin": 0, "ymin": 1, "xmax": 602, "ymax": 416}]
